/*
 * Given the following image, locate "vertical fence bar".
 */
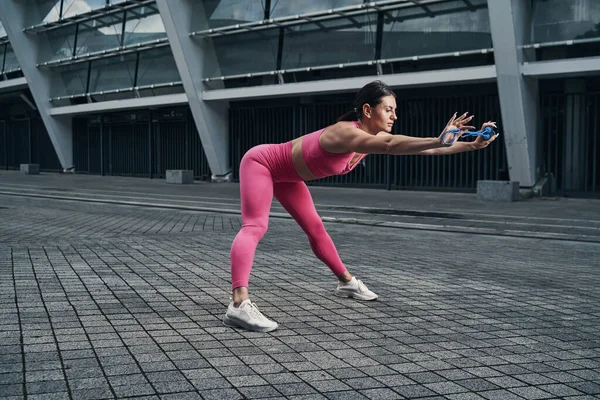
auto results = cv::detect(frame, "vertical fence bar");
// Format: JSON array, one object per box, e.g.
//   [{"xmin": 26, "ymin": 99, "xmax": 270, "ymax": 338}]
[
  {"xmin": 583, "ymin": 94, "xmax": 589, "ymax": 192},
  {"xmin": 100, "ymin": 115, "xmax": 104, "ymax": 176},
  {"xmin": 28, "ymin": 117, "xmax": 32, "ymax": 163},
  {"xmin": 556, "ymin": 94, "xmax": 562, "ymax": 192},
  {"xmin": 1, "ymin": 121, "xmax": 6, "ymax": 170},
  {"xmin": 149, "ymin": 111, "xmax": 153, "ymax": 178},
  {"xmin": 593, "ymin": 94, "xmax": 598, "ymax": 192}
]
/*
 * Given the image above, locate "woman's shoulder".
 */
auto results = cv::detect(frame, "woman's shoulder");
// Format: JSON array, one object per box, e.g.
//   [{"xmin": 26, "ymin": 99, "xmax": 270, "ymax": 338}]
[
  {"xmin": 339, "ymin": 120, "xmax": 360, "ymax": 128},
  {"xmin": 318, "ymin": 121, "xmax": 362, "ymax": 148},
  {"xmin": 325, "ymin": 120, "xmax": 359, "ymax": 133}
]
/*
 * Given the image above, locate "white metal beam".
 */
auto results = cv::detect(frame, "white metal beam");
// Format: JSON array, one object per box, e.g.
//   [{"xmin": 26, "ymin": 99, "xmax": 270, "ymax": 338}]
[
  {"xmin": 49, "ymin": 93, "xmax": 188, "ymax": 116},
  {"xmin": 521, "ymin": 56, "xmax": 600, "ymax": 78},
  {"xmin": 202, "ymin": 65, "xmax": 497, "ymax": 101},
  {"xmin": 0, "ymin": 77, "xmax": 27, "ymax": 93}
]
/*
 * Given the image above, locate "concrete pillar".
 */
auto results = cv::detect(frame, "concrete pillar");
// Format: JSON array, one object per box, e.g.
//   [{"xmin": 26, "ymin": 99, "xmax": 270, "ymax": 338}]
[
  {"xmin": 0, "ymin": 1, "xmax": 73, "ymax": 170},
  {"xmin": 155, "ymin": 0, "xmax": 231, "ymax": 180},
  {"xmin": 488, "ymin": 0, "xmax": 542, "ymax": 187}
]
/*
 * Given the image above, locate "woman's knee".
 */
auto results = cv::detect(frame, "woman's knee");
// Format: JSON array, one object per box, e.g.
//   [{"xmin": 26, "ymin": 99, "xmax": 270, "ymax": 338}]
[{"xmin": 241, "ymin": 223, "xmax": 269, "ymax": 242}]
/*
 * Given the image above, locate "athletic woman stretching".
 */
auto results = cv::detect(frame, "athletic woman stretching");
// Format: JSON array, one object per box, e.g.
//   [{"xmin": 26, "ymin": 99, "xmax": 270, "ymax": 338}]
[{"xmin": 224, "ymin": 80, "xmax": 499, "ymax": 332}]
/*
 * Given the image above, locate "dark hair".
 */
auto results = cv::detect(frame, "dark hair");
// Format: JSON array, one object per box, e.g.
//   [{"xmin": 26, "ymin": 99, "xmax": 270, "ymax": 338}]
[{"xmin": 337, "ymin": 80, "xmax": 396, "ymax": 122}]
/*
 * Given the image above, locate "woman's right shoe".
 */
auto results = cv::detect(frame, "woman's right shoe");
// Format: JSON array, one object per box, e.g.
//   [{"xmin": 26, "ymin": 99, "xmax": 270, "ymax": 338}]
[
  {"xmin": 223, "ymin": 299, "xmax": 278, "ymax": 332},
  {"xmin": 335, "ymin": 277, "xmax": 378, "ymax": 301}
]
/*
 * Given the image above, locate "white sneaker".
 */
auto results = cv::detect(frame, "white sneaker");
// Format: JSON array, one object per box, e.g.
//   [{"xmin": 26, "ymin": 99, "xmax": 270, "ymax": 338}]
[
  {"xmin": 335, "ymin": 277, "xmax": 378, "ymax": 301},
  {"xmin": 223, "ymin": 299, "xmax": 278, "ymax": 332}
]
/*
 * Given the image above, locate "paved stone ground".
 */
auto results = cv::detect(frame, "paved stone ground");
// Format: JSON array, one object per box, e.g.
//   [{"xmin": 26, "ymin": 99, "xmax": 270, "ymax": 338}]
[{"xmin": 1, "ymin": 195, "xmax": 599, "ymax": 399}]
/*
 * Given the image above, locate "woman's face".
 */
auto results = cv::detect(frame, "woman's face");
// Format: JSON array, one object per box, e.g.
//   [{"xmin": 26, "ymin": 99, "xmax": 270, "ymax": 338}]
[{"xmin": 363, "ymin": 95, "xmax": 397, "ymax": 132}]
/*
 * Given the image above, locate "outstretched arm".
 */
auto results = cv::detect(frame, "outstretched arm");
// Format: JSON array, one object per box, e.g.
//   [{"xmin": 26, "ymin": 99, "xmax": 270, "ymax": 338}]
[{"xmin": 322, "ymin": 112, "xmax": 475, "ymax": 156}]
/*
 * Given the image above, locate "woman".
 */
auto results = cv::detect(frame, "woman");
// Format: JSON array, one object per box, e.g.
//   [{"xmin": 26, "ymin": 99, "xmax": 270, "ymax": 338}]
[{"xmin": 224, "ymin": 80, "xmax": 499, "ymax": 332}]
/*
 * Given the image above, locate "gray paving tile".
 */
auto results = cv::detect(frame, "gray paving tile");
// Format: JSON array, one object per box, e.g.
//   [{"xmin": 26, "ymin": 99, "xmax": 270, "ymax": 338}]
[
  {"xmin": 392, "ymin": 384, "xmax": 437, "ymax": 398},
  {"xmin": 112, "ymin": 383, "xmax": 156, "ymax": 397},
  {"xmin": 359, "ymin": 388, "xmax": 404, "ymax": 400},
  {"xmin": 159, "ymin": 392, "xmax": 203, "ymax": 400},
  {"xmin": 274, "ymin": 382, "xmax": 318, "ymax": 396},
  {"xmin": 237, "ymin": 385, "xmax": 282, "ymax": 399},
  {"xmin": 70, "ymin": 387, "xmax": 114, "ymax": 400},
  {"xmin": 0, "ymin": 384, "xmax": 24, "ymax": 396}
]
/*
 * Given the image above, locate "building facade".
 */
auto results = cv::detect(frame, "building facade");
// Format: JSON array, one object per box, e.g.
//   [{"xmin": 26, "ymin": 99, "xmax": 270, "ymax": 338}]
[{"xmin": 0, "ymin": 0, "xmax": 598, "ymax": 195}]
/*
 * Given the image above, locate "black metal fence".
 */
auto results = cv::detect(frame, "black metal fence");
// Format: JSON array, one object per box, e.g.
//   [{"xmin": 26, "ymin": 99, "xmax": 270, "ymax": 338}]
[
  {"xmin": 542, "ymin": 92, "xmax": 599, "ymax": 195},
  {"xmin": 0, "ymin": 116, "xmax": 61, "ymax": 171},
  {"xmin": 230, "ymin": 92, "xmax": 507, "ymax": 191},
  {"xmin": 3, "ymin": 88, "xmax": 598, "ymax": 197},
  {"xmin": 72, "ymin": 107, "xmax": 211, "ymax": 180}
]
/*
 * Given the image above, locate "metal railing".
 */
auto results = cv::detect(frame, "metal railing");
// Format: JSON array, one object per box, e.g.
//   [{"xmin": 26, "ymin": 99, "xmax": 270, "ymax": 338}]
[
  {"xmin": 38, "ymin": 38, "xmax": 169, "ymax": 68},
  {"xmin": 23, "ymin": 0, "xmax": 155, "ymax": 33},
  {"xmin": 522, "ymin": 36, "xmax": 600, "ymax": 50},
  {"xmin": 203, "ymin": 48, "xmax": 493, "ymax": 84},
  {"xmin": 50, "ymin": 81, "xmax": 183, "ymax": 103},
  {"xmin": 190, "ymin": 0, "xmax": 475, "ymax": 39}
]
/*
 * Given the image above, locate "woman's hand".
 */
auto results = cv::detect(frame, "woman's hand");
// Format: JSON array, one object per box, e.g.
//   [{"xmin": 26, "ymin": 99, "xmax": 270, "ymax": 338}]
[
  {"xmin": 471, "ymin": 121, "xmax": 500, "ymax": 150},
  {"xmin": 439, "ymin": 112, "xmax": 476, "ymax": 146}
]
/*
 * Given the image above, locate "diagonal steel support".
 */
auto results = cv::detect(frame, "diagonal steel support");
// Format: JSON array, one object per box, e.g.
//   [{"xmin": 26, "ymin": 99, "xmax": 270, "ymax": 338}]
[
  {"xmin": 156, "ymin": 0, "xmax": 230, "ymax": 179},
  {"xmin": 0, "ymin": 1, "xmax": 73, "ymax": 170}
]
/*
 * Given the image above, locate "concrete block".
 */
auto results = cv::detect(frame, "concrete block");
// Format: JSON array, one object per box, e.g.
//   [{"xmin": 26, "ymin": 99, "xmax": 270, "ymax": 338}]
[
  {"xmin": 211, "ymin": 172, "xmax": 232, "ymax": 183},
  {"xmin": 166, "ymin": 170, "xmax": 193, "ymax": 184},
  {"xmin": 20, "ymin": 164, "xmax": 40, "ymax": 175},
  {"xmin": 477, "ymin": 180, "xmax": 520, "ymax": 202}
]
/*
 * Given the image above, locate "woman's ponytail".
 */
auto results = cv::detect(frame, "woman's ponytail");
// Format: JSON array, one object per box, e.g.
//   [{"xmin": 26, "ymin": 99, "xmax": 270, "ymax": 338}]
[{"xmin": 337, "ymin": 108, "xmax": 359, "ymax": 122}]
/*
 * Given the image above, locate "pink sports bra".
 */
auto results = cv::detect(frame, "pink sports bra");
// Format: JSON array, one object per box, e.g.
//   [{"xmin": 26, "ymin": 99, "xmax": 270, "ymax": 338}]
[{"xmin": 301, "ymin": 121, "xmax": 367, "ymax": 179}]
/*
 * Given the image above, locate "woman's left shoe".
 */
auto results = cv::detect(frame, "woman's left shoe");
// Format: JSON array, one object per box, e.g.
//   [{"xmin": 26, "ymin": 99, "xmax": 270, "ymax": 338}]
[{"xmin": 223, "ymin": 299, "xmax": 278, "ymax": 332}]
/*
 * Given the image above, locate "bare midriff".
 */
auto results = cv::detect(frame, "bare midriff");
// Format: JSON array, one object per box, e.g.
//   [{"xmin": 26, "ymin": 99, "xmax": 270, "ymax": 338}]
[
  {"xmin": 291, "ymin": 136, "xmax": 363, "ymax": 181},
  {"xmin": 291, "ymin": 137, "xmax": 317, "ymax": 181}
]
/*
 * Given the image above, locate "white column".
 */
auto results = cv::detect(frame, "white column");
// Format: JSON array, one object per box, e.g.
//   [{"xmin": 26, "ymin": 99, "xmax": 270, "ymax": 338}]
[
  {"xmin": 488, "ymin": 0, "xmax": 541, "ymax": 187},
  {"xmin": 155, "ymin": 0, "xmax": 230, "ymax": 179},
  {"xmin": 0, "ymin": 1, "xmax": 73, "ymax": 170}
]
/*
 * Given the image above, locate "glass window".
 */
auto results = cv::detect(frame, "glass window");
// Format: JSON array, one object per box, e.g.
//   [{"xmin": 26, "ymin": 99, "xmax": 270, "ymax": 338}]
[
  {"xmin": 136, "ymin": 47, "xmax": 180, "ymax": 86},
  {"xmin": 4, "ymin": 45, "xmax": 20, "ymax": 71},
  {"xmin": 52, "ymin": 62, "xmax": 88, "ymax": 96},
  {"xmin": 270, "ymin": 0, "xmax": 363, "ymax": 19},
  {"xmin": 203, "ymin": 0, "xmax": 267, "ymax": 29},
  {"xmin": 532, "ymin": 0, "xmax": 600, "ymax": 42},
  {"xmin": 37, "ymin": 0, "xmax": 62, "ymax": 24},
  {"xmin": 76, "ymin": 14, "xmax": 123, "ymax": 54},
  {"xmin": 281, "ymin": 14, "xmax": 377, "ymax": 70},
  {"xmin": 0, "ymin": 22, "xmax": 6, "ymax": 38},
  {"xmin": 44, "ymin": 25, "xmax": 77, "ymax": 61},
  {"xmin": 123, "ymin": 6, "xmax": 166, "ymax": 46},
  {"xmin": 88, "ymin": 53, "xmax": 137, "ymax": 92},
  {"xmin": 62, "ymin": 0, "xmax": 109, "ymax": 18},
  {"xmin": 381, "ymin": 1, "xmax": 491, "ymax": 60},
  {"xmin": 210, "ymin": 29, "xmax": 279, "ymax": 77}
]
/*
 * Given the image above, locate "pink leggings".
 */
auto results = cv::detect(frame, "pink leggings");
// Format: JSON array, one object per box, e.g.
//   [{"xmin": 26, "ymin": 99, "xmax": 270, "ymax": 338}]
[{"xmin": 230, "ymin": 143, "xmax": 347, "ymax": 290}]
